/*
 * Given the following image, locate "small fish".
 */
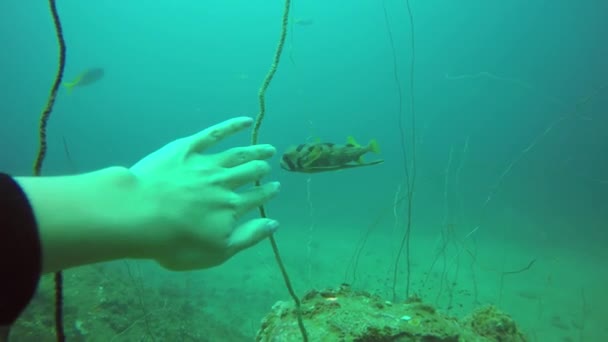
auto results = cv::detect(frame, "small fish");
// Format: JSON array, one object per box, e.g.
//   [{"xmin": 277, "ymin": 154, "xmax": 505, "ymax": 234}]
[
  {"xmin": 63, "ymin": 67, "xmax": 105, "ymax": 94},
  {"xmin": 280, "ymin": 136, "xmax": 383, "ymax": 173},
  {"xmin": 293, "ymin": 18, "xmax": 313, "ymax": 26}
]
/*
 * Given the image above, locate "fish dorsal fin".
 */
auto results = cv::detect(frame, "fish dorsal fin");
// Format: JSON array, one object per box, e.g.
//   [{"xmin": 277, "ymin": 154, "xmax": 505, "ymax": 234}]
[
  {"xmin": 347, "ymin": 136, "xmax": 360, "ymax": 147},
  {"xmin": 305, "ymin": 136, "xmax": 322, "ymax": 144}
]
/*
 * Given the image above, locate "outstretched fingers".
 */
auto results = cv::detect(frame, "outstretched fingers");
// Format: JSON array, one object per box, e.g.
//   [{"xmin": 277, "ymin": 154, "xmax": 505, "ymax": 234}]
[
  {"xmin": 228, "ymin": 218, "xmax": 280, "ymax": 255},
  {"xmin": 215, "ymin": 144, "xmax": 276, "ymax": 168},
  {"xmin": 222, "ymin": 159, "xmax": 273, "ymax": 189},
  {"xmin": 186, "ymin": 117, "xmax": 254, "ymax": 153},
  {"xmin": 235, "ymin": 181, "xmax": 280, "ymax": 217}
]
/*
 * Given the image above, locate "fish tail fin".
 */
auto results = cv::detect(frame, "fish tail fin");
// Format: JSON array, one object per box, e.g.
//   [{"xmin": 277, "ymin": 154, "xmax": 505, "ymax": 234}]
[
  {"xmin": 368, "ymin": 139, "xmax": 381, "ymax": 154},
  {"xmin": 347, "ymin": 136, "xmax": 360, "ymax": 147},
  {"xmin": 63, "ymin": 82, "xmax": 75, "ymax": 95}
]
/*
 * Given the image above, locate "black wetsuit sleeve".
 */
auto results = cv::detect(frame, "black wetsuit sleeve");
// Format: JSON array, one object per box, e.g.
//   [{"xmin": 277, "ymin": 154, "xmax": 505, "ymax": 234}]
[{"xmin": 0, "ymin": 173, "xmax": 42, "ymax": 326}]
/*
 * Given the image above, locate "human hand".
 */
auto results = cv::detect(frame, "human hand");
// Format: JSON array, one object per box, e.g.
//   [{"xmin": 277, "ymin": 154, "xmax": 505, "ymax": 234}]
[{"xmin": 129, "ymin": 116, "xmax": 280, "ymax": 270}]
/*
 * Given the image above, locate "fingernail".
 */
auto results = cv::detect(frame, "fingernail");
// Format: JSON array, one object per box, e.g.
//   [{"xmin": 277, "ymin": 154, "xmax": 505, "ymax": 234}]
[
  {"xmin": 266, "ymin": 220, "xmax": 280, "ymax": 232},
  {"xmin": 271, "ymin": 181, "xmax": 281, "ymax": 192},
  {"xmin": 264, "ymin": 145, "xmax": 277, "ymax": 155}
]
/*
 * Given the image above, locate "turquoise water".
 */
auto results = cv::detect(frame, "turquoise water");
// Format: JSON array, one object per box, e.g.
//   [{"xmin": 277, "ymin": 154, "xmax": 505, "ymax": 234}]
[{"xmin": 1, "ymin": 1, "xmax": 606, "ymax": 341}]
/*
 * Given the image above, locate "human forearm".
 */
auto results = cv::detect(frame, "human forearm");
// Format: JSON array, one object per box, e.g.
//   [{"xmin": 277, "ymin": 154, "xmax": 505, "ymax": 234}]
[
  {"xmin": 8, "ymin": 117, "xmax": 280, "ymax": 275},
  {"xmin": 15, "ymin": 167, "xmax": 149, "ymax": 273}
]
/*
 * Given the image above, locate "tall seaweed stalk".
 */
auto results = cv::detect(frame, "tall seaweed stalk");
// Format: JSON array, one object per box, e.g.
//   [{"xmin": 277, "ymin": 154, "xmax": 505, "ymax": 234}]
[
  {"xmin": 37, "ymin": 1, "xmax": 67, "ymax": 340},
  {"xmin": 251, "ymin": 0, "xmax": 308, "ymax": 340},
  {"xmin": 383, "ymin": 0, "xmax": 418, "ymax": 301}
]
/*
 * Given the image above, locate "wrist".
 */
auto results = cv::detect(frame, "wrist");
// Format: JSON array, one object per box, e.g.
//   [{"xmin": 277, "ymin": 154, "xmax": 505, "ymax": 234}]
[{"xmin": 16, "ymin": 167, "xmax": 150, "ymax": 272}]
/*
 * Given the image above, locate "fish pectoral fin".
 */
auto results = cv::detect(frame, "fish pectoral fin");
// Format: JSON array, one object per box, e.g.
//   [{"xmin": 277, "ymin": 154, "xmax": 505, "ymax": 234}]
[
  {"xmin": 301, "ymin": 146, "xmax": 323, "ymax": 167},
  {"xmin": 360, "ymin": 160, "xmax": 384, "ymax": 168},
  {"xmin": 350, "ymin": 159, "xmax": 383, "ymax": 167},
  {"xmin": 298, "ymin": 160, "xmax": 384, "ymax": 173},
  {"xmin": 364, "ymin": 159, "xmax": 384, "ymax": 166},
  {"xmin": 326, "ymin": 160, "xmax": 384, "ymax": 171}
]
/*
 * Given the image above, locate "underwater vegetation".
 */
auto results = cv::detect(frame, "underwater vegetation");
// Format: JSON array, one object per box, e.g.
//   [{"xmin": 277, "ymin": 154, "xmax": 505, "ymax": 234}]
[
  {"xmin": 10, "ymin": 0, "xmax": 605, "ymax": 340},
  {"xmin": 257, "ymin": 284, "xmax": 526, "ymax": 341}
]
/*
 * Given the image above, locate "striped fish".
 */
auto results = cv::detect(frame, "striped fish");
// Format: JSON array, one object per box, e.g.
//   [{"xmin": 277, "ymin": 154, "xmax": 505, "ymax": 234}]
[{"xmin": 280, "ymin": 136, "xmax": 383, "ymax": 173}]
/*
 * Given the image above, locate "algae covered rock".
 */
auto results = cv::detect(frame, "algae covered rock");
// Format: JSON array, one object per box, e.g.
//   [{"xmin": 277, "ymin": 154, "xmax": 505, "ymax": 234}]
[
  {"xmin": 462, "ymin": 305, "xmax": 526, "ymax": 342},
  {"xmin": 256, "ymin": 284, "xmax": 526, "ymax": 342}
]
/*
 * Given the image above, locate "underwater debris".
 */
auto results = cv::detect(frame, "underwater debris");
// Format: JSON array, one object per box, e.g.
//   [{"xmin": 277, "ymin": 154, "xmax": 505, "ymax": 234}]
[{"xmin": 256, "ymin": 284, "xmax": 526, "ymax": 341}]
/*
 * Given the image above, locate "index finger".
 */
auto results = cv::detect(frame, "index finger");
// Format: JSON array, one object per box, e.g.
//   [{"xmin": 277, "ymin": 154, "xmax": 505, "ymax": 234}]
[{"xmin": 187, "ymin": 117, "xmax": 254, "ymax": 152}]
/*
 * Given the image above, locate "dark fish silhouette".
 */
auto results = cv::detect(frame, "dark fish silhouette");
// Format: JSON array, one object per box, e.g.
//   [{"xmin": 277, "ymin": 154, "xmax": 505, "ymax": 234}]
[
  {"xmin": 293, "ymin": 18, "xmax": 313, "ymax": 26},
  {"xmin": 63, "ymin": 68, "xmax": 105, "ymax": 94}
]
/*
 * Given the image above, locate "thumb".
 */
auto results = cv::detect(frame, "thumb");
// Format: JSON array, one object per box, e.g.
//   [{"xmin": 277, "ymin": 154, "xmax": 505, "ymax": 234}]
[{"xmin": 228, "ymin": 218, "xmax": 280, "ymax": 254}]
